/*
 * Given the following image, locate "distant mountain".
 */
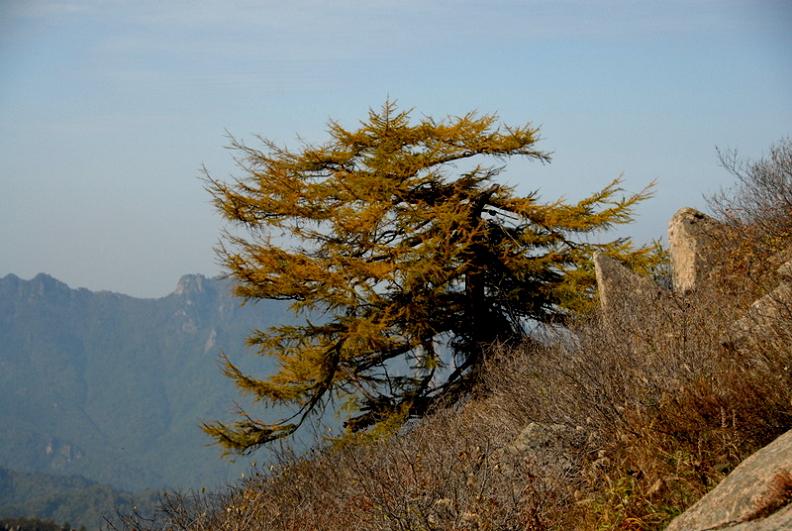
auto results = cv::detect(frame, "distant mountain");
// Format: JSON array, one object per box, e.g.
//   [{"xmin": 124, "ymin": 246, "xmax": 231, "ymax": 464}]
[
  {"xmin": 0, "ymin": 466, "xmax": 158, "ymax": 530},
  {"xmin": 0, "ymin": 272, "xmax": 291, "ymax": 492}
]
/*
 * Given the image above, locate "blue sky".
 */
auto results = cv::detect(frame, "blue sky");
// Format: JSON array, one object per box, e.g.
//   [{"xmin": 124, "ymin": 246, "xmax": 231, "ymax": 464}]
[{"xmin": 1, "ymin": 0, "xmax": 790, "ymax": 297}]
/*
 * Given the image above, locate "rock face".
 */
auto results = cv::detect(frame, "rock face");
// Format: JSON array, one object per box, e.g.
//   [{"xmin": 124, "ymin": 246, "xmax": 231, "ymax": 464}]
[
  {"xmin": 173, "ymin": 273, "xmax": 208, "ymax": 295},
  {"xmin": 593, "ymin": 252, "xmax": 671, "ymax": 318},
  {"xmin": 773, "ymin": 246, "xmax": 792, "ymax": 278},
  {"xmin": 726, "ymin": 254, "xmax": 792, "ymax": 346},
  {"xmin": 667, "ymin": 428, "xmax": 792, "ymax": 530},
  {"xmin": 667, "ymin": 208, "xmax": 723, "ymax": 293},
  {"xmin": 594, "ymin": 207, "xmax": 726, "ymax": 317},
  {"xmin": 779, "ymin": 258, "xmax": 792, "ymax": 279},
  {"xmin": 730, "ymin": 283, "xmax": 792, "ymax": 342}
]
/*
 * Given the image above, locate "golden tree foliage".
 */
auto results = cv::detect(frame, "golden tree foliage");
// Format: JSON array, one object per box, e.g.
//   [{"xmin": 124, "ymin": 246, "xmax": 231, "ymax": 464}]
[{"xmin": 203, "ymin": 101, "xmax": 656, "ymax": 452}]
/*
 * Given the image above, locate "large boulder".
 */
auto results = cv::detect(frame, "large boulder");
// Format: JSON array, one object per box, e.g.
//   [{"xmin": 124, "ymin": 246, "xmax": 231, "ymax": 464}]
[
  {"xmin": 668, "ymin": 208, "xmax": 723, "ymax": 293},
  {"xmin": 593, "ymin": 252, "xmax": 671, "ymax": 319},
  {"xmin": 666, "ymin": 428, "xmax": 792, "ymax": 530}
]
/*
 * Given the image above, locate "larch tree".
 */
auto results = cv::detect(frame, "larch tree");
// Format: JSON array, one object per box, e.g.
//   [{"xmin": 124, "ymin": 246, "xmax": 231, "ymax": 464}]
[{"xmin": 203, "ymin": 101, "xmax": 656, "ymax": 452}]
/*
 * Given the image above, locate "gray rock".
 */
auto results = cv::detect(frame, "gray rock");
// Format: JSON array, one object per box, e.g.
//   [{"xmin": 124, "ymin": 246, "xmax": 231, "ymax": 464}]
[
  {"xmin": 725, "ymin": 505, "xmax": 792, "ymax": 530},
  {"xmin": 725, "ymin": 256, "xmax": 792, "ymax": 346},
  {"xmin": 779, "ymin": 260, "xmax": 792, "ymax": 279},
  {"xmin": 666, "ymin": 428, "xmax": 792, "ymax": 530},
  {"xmin": 593, "ymin": 252, "xmax": 671, "ymax": 318},
  {"xmin": 776, "ymin": 250, "xmax": 792, "ymax": 279},
  {"xmin": 730, "ymin": 283, "xmax": 792, "ymax": 341},
  {"xmin": 497, "ymin": 422, "xmax": 584, "ymax": 483},
  {"xmin": 668, "ymin": 208, "xmax": 723, "ymax": 294}
]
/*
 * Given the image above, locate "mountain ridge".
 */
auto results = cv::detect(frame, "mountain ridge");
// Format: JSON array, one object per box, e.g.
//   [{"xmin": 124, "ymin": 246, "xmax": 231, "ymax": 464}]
[
  {"xmin": 0, "ymin": 271, "xmax": 227, "ymax": 299},
  {"xmin": 0, "ymin": 271, "xmax": 291, "ymax": 492},
  {"xmin": 0, "ymin": 465, "xmax": 159, "ymax": 530}
]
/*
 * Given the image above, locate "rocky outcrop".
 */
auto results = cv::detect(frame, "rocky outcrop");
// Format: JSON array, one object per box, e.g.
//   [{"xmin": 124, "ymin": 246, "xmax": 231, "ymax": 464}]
[
  {"xmin": 725, "ymin": 254, "xmax": 792, "ymax": 346},
  {"xmin": 779, "ymin": 258, "xmax": 792, "ymax": 279},
  {"xmin": 593, "ymin": 252, "xmax": 671, "ymax": 319},
  {"xmin": 594, "ymin": 208, "xmax": 725, "ymax": 320},
  {"xmin": 667, "ymin": 208, "xmax": 723, "ymax": 293},
  {"xmin": 772, "ymin": 246, "xmax": 792, "ymax": 278},
  {"xmin": 173, "ymin": 273, "xmax": 210, "ymax": 296},
  {"xmin": 594, "ymin": 207, "xmax": 791, "ymax": 348},
  {"xmin": 730, "ymin": 284, "xmax": 792, "ymax": 342},
  {"xmin": 666, "ymin": 428, "xmax": 792, "ymax": 530}
]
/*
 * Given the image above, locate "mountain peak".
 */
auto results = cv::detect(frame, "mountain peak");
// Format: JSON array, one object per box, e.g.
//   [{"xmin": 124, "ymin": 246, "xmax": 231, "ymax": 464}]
[
  {"xmin": 173, "ymin": 274, "xmax": 209, "ymax": 296},
  {"xmin": 29, "ymin": 273, "xmax": 69, "ymax": 292},
  {"xmin": 0, "ymin": 273, "xmax": 21, "ymax": 283}
]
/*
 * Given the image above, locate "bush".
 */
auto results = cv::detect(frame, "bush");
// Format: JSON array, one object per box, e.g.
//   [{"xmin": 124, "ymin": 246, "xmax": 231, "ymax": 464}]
[{"xmin": 710, "ymin": 137, "xmax": 792, "ymax": 242}]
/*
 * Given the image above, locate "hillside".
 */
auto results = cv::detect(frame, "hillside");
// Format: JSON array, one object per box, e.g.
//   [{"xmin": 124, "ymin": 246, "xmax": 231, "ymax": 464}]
[
  {"xmin": 144, "ymin": 211, "xmax": 792, "ymax": 529},
  {"xmin": 0, "ymin": 273, "xmax": 290, "ymax": 491},
  {"xmin": 0, "ymin": 467, "xmax": 158, "ymax": 530},
  {"xmin": 131, "ymin": 140, "xmax": 792, "ymax": 529}
]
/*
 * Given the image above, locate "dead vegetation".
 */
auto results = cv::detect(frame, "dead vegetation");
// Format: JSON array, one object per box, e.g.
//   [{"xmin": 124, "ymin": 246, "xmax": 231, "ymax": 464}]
[{"xmin": 124, "ymin": 139, "xmax": 792, "ymax": 530}]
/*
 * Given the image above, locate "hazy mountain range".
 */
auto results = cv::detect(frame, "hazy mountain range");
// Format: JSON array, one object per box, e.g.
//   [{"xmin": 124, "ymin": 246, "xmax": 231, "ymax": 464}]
[
  {"xmin": 0, "ymin": 466, "xmax": 160, "ymax": 529},
  {"xmin": 0, "ymin": 272, "xmax": 292, "ymax": 525}
]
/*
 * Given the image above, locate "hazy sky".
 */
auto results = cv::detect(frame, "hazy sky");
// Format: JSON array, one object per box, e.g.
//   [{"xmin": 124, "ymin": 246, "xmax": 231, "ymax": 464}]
[{"xmin": 1, "ymin": 1, "xmax": 791, "ymax": 298}]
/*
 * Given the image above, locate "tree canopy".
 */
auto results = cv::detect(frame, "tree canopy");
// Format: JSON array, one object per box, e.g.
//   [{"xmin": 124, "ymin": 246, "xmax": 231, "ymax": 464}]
[{"xmin": 203, "ymin": 101, "xmax": 656, "ymax": 452}]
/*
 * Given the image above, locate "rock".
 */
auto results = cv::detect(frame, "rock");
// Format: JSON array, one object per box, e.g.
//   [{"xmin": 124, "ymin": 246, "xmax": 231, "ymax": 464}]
[
  {"xmin": 729, "ymin": 283, "xmax": 792, "ymax": 343},
  {"xmin": 666, "ymin": 428, "xmax": 792, "ymax": 530},
  {"xmin": 725, "ymin": 505, "xmax": 792, "ymax": 530},
  {"xmin": 668, "ymin": 208, "xmax": 723, "ymax": 293},
  {"xmin": 724, "ymin": 255, "xmax": 792, "ymax": 346},
  {"xmin": 174, "ymin": 273, "xmax": 207, "ymax": 295},
  {"xmin": 779, "ymin": 261, "xmax": 792, "ymax": 279},
  {"xmin": 593, "ymin": 252, "xmax": 671, "ymax": 318},
  {"xmin": 498, "ymin": 422, "xmax": 584, "ymax": 483},
  {"xmin": 776, "ymin": 250, "xmax": 792, "ymax": 279}
]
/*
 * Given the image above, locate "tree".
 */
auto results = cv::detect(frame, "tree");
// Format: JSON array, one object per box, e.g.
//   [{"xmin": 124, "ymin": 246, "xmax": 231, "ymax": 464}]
[
  {"xmin": 203, "ymin": 101, "xmax": 656, "ymax": 452},
  {"xmin": 709, "ymin": 137, "xmax": 792, "ymax": 241}
]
